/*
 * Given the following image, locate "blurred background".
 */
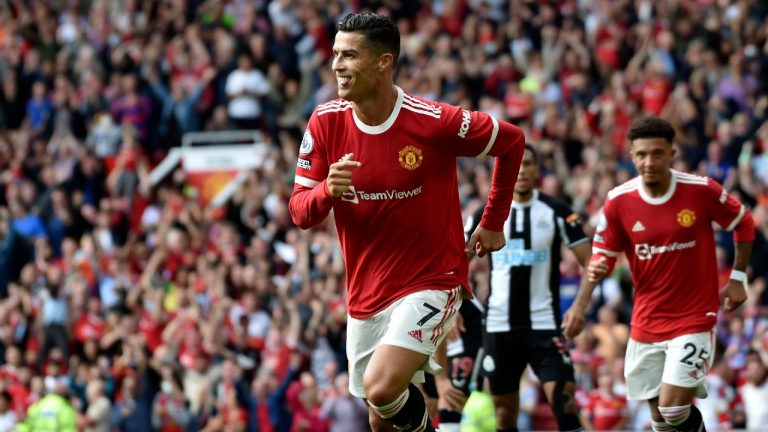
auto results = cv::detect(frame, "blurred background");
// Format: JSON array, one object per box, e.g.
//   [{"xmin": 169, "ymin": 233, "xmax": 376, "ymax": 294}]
[{"xmin": 0, "ymin": 0, "xmax": 766, "ymax": 431}]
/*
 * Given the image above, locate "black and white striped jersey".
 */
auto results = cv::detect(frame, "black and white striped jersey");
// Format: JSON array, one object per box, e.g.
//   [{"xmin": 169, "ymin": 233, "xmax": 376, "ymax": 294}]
[{"xmin": 466, "ymin": 190, "xmax": 589, "ymax": 333}]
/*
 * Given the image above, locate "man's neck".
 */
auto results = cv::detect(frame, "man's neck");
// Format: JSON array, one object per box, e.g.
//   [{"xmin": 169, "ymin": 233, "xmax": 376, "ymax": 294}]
[
  {"xmin": 641, "ymin": 172, "xmax": 673, "ymax": 198},
  {"xmin": 353, "ymin": 85, "xmax": 398, "ymax": 126},
  {"xmin": 513, "ymin": 190, "xmax": 534, "ymax": 203}
]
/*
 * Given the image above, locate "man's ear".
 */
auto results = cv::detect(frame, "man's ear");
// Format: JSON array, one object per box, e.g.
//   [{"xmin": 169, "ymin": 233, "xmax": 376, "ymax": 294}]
[{"xmin": 378, "ymin": 52, "xmax": 394, "ymax": 72}]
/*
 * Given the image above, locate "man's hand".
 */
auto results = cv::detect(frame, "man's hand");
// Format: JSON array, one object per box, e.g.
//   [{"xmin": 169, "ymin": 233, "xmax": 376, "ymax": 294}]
[
  {"xmin": 586, "ymin": 256, "xmax": 609, "ymax": 283},
  {"xmin": 326, "ymin": 153, "xmax": 361, "ymax": 198},
  {"xmin": 466, "ymin": 225, "xmax": 505, "ymax": 258},
  {"xmin": 435, "ymin": 375, "xmax": 466, "ymax": 412},
  {"xmin": 561, "ymin": 303, "xmax": 587, "ymax": 340},
  {"xmin": 720, "ymin": 279, "xmax": 748, "ymax": 311}
]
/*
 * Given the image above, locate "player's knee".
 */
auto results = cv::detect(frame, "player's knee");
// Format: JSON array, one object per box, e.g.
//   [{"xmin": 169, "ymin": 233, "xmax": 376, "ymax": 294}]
[
  {"xmin": 362, "ymin": 374, "xmax": 397, "ymax": 407},
  {"xmin": 364, "ymin": 385, "xmax": 392, "ymax": 407}
]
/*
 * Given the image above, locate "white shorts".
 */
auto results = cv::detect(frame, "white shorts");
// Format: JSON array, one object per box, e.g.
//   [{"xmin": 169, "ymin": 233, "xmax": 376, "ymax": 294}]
[
  {"xmin": 346, "ymin": 287, "xmax": 462, "ymax": 398},
  {"xmin": 624, "ymin": 329, "xmax": 716, "ymax": 401}
]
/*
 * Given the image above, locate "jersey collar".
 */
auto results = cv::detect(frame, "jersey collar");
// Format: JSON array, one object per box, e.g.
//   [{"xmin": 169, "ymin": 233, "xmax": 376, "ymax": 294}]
[
  {"xmin": 352, "ymin": 86, "xmax": 404, "ymax": 135},
  {"xmin": 638, "ymin": 170, "xmax": 677, "ymax": 205},
  {"xmin": 512, "ymin": 190, "xmax": 538, "ymax": 209}
]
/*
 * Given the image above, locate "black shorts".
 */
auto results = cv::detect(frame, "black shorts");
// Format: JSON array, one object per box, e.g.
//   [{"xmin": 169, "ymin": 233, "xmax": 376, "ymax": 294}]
[
  {"xmin": 447, "ymin": 343, "xmax": 484, "ymax": 396},
  {"xmin": 482, "ymin": 329, "xmax": 575, "ymax": 395},
  {"xmin": 422, "ymin": 344, "xmax": 483, "ymax": 399}
]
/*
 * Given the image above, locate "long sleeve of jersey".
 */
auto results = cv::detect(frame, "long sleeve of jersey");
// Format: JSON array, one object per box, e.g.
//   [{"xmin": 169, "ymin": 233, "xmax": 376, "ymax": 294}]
[
  {"xmin": 289, "ymin": 179, "xmax": 334, "ymax": 229},
  {"xmin": 704, "ymin": 178, "xmax": 756, "ymax": 242},
  {"xmin": 480, "ymin": 121, "xmax": 525, "ymax": 231},
  {"xmin": 288, "ymin": 108, "xmax": 335, "ymax": 229},
  {"xmin": 440, "ymin": 105, "xmax": 525, "ymax": 232}
]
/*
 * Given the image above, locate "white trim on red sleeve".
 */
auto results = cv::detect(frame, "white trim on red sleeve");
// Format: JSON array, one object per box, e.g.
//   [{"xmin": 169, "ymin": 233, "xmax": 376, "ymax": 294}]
[
  {"xmin": 725, "ymin": 205, "xmax": 746, "ymax": 231},
  {"xmin": 476, "ymin": 116, "xmax": 499, "ymax": 158},
  {"xmin": 592, "ymin": 247, "xmax": 620, "ymax": 257},
  {"xmin": 295, "ymin": 176, "xmax": 320, "ymax": 188}
]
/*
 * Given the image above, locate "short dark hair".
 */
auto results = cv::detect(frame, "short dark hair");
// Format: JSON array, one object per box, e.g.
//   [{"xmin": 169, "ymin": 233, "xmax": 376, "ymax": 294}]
[
  {"xmin": 524, "ymin": 143, "xmax": 539, "ymax": 164},
  {"xmin": 337, "ymin": 13, "xmax": 400, "ymax": 61},
  {"xmin": 627, "ymin": 117, "xmax": 675, "ymax": 144}
]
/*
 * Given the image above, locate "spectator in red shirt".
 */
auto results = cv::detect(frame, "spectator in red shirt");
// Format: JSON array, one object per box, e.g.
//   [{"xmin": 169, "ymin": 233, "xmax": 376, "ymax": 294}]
[{"xmin": 581, "ymin": 371, "xmax": 628, "ymax": 430}]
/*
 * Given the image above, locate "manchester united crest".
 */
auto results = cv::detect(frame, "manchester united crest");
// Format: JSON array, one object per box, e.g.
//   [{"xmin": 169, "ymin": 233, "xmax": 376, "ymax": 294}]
[
  {"xmin": 398, "ymin": 146, "xmax": 423, "ymax": 170},
  {"xmin": 677, "ymin": 209, "xmax": 696, "ymax": 227}
]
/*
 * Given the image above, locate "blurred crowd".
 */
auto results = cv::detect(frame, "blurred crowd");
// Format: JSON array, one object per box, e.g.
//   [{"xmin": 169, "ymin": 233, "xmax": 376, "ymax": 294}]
[{"xmin": 0, "ymin": 0, "xmax": 767, "ymax": 431}]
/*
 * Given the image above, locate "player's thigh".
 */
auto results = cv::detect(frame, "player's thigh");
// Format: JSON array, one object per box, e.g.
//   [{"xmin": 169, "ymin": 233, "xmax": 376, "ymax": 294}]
[
  {"xmin": 347, "ymin": 309, "xmax": 392, "ymax": 398},
  {"xmin": 661, "ymin": 329, "xmax": 716, "ymax": 403},
  {"xmin": 624, "ymin": 337, "xmax": 666, "ymax": 401},
  {"xmin": 367, "ymin": 287, "xmax": 463, "ymax": 387},
  {"xmin": 482, "ymin": 330, "xmax": 527, "ymax": 396},
  {"xmin": 527, "ymin": 330, "xmax": 576, "ymax": 398}
]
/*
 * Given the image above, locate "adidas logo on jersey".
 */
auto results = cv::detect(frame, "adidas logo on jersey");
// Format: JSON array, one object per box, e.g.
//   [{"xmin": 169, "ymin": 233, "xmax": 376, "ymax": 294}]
[
  {"xmin": 408, "ymin": 329, "xmax": 423, "ymax": 343},
  {"xmin": 632, "ymin": 221, "xmax": 646, "ymax": 232}
]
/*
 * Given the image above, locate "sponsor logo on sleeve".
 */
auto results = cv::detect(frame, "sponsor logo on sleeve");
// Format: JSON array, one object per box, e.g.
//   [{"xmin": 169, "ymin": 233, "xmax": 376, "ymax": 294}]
[
  {"xmin": 719, "ymin": 190, "xmax": 728, "ymax": 204},
  {"xmin": 457, "ymin": 109, "xmax": 471, "ymax": 138},
  {"xmin": 296, "ymin": 158, "xmax": 311, "ymax": 170},
  {"xmin": 676, "ymin": 209, "xmax": 696, "ymax": 228},
  {"xmin": 398, "ymin": 146, "xmax": 423, "ymax": 170},
  {"xmin": 299, "ymin": 130, "xmax": 314, "ymax": 155}
]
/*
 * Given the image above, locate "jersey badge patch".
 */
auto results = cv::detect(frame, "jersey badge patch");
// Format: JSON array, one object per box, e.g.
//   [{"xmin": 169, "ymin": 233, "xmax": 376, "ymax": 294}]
[
  {"xmin": 536, "ymin": 217, "xmax": 551, "ymax": 229},
  {"xmin": 398, "ymin": 145, "xmax": 423, "ymax": 170},
  {"xmin": 299, "ymin": 130, "xmax": 313, "ymax": 155},
  {"xmin": 676, "ymin": 209, "xmax": 696, "ymax": 228},
  {"xmin": 482, "ymin": 355, "xmax": 495, "ymax": 373}
]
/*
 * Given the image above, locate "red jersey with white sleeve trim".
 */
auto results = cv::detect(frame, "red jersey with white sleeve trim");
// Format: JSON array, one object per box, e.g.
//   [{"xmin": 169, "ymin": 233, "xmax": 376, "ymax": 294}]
[
  {"xmin": 593, "ymin": 170, "xmax": 755, "ymax": 342},
  {"xmin": 289, "ymin": 86, "xmax": 525, "ymax": 319}
]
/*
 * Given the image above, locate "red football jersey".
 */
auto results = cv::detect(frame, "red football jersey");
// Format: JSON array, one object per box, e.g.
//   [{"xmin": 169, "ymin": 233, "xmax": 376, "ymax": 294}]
[
  {"xmin": 289, "ymin": 87, "xmax": 524, "ymax": 318},
  {"xmin": 584, "ymin": 392, "xmax": 627, "ymax": 430},
  {"xmin": 593, "ymin": 170, "xmax": 755, "ymax": 342}
]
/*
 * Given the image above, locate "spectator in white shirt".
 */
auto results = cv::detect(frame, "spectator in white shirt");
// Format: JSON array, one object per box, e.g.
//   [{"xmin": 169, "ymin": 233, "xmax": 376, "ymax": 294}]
[
  {"xmin": 739, "ymin": 350, "xmax": 768, "ymax": 430},
  {"xmin": 225, "ymin": 53, "xmax": 270, "ymax": 130}
]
